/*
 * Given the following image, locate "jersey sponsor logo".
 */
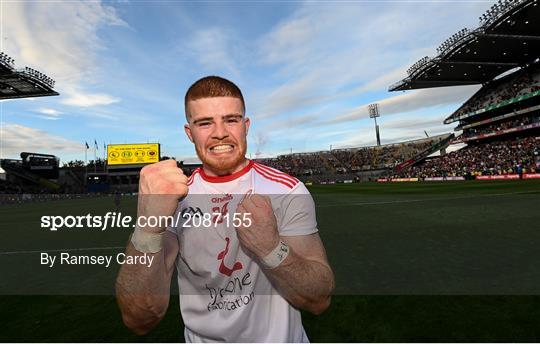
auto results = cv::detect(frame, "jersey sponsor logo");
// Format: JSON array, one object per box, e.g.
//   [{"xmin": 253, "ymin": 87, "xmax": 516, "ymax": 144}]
[
  {"xmin": 205, "ymin": 272, "xmax": 254, "ymax": 312},
  {"xmin": 217, "ymin": 237, "xmax": 243, "ymax": 276}
]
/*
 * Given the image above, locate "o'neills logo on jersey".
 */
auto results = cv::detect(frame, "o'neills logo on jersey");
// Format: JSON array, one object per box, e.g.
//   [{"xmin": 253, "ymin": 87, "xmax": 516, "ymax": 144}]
[{"xmin": 211, "ymin": 193, "xmax": 233, "ymax": 203}]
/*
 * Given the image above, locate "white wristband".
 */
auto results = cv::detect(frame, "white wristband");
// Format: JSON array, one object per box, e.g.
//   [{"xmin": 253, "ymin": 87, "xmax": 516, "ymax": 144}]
[
  {"xmin": 261, "ymin": 240, "xmax": 289, "ymax": 269},
  {"xmin": 131, "ymin": 226, "xmax": 164, "ymax": 254}
]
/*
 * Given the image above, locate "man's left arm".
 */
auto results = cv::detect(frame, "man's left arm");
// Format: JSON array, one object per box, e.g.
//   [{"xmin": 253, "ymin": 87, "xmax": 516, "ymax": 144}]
[
  {"xmin": 235, "ymin": 194, "xmax": 334, "ymax": 315},
  {"xmin": 265, "ymin": 232, "xmax": 334, "ymax": 315}
]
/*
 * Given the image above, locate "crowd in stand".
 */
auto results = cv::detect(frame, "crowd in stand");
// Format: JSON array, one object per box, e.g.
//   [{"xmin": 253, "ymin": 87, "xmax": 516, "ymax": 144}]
[
  {"xmin": 396, "ymin": 136, "xmax": 539, "ymax": 178},
  {"xmin": 331, "ymin": 139, "xmax": 435, "ymax": 171},
  {"xmin": 258, "ymin": 136, "xmax": 444, "ymax": 180},
  {"xmin": 455, "ymin": 68, "xmax": 540, "ymax": 118},
  {"xmin": 256, "ymin": 133, "xmax": 540, "ymax": 180},
  {"xmin": 462, "ymin": 114, "xmax": 539, "ymax": 138}
]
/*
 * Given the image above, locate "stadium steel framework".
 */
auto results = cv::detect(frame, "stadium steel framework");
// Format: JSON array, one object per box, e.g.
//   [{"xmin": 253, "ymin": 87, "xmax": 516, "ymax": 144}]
[
  {"xmin": 389, "ymin": 0, "xmax": 540, "ymax": 96},
  {"xmin": 0, "ymin": 51, "xmax": 58, "ymax": 99},
  {"xmin": 1, "ymin": 51, "xmax": 60, "ymax": 191}
]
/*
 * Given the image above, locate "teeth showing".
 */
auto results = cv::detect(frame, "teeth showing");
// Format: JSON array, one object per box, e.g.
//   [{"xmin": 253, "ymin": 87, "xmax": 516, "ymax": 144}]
[{"xmin": 211, "ymin": 145, "xmax": 233, "ymax": 153}]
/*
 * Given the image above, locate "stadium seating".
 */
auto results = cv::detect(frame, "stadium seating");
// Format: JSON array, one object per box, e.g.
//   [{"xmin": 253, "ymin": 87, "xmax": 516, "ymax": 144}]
[
  {"xmin": 461, "ymin": 114, "xmax": 539, "ymax": 139},
  {"xmin": 396, "ymin": 136, "xmax": 540, "ymax": 178},
  {"xmin": 257, "ymin": 135, "xmax": 450, "ymax": 182},
  {"xmin": 453, "ymin": 65, "xmax": 540, "ymax": 119}
]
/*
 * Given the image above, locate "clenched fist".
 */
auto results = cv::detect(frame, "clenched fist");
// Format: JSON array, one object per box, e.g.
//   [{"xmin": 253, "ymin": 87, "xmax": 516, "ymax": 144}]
[
  {"xmin": 137, "ymin": 159, "xmax": 188, "ymax": 233},
  {"xmin": 235, "ymin": 194, "xmax": 280, "ymax": 259}
]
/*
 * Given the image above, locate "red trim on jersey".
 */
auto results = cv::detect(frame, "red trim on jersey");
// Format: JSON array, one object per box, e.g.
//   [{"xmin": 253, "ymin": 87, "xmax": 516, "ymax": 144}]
[
  {"xmin": 253, "ymin": 165, "xmax": 295, "ymax": 189},
  {"xmin": 254, "ymin": 163, "xmax": 300, "ymax": 184},
  {"xmin": 255, "ymin": 162, "xmax": 299, "ymax": 181},
  {"xmin": 199, "ymin": 160, "xmax": 254, "ymax": 183},
  {"xmin": 187, "ymin": 168, "xmax": 200, "ymax": 186}
]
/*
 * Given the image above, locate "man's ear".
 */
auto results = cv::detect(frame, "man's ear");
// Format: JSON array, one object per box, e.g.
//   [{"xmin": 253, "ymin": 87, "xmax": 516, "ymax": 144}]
[
  {"xmin": 184, "ymin": 124, "xmax": 194, "ymax": 143},
  {"xmin": 244, "ymin": 117, "xmax": 250, "ymax": 136}
]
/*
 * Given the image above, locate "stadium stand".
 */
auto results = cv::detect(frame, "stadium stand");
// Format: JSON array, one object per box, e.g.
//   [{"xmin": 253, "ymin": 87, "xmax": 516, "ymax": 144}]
[
  {"xmin": 0, "ymin": 155, "xmax": 61, "ymax": 192},
  {"xmin": 387, "ymin": 0, "xmax": 540, "ymax": 181},
  {"xmin": 448, "ymin": 62, "xmax": 540, "ymax": 125},
  {"xmin": 257, "ymin": 134, "xmax": 453, "ymax": 182},
  {"xmin": 0, "ymin": 51, "xmax": 62, "ymax": 200},
  {"xmin": 403, "ymin": 61, "xmax": 540, "ymax": 181},
  {"xmin": 0, "ymin": 51, "xmax": 58, "ymax": 99},
  {"xmin": 460, "ymin": 113, "xmax": 539, "ymax": 139},
  {"xmin": 395, "ymin": 136, "xmax": 539, "ymax": 179}
]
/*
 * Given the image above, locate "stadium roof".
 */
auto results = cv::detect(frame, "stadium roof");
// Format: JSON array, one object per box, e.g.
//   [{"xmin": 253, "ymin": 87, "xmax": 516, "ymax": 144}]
[
  {"xmin": 0, "ymin": 52, "xmax": 59, "ymax": 100},
  {"xmin": 389, "ymin": 0, "xmax": 540, "ymax": 92}
]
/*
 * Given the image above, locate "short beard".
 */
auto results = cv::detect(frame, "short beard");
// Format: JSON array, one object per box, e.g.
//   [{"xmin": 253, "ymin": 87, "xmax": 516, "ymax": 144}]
[{"xmin": 196, "ymin": 141, "xmax": 247, "ymax": 175}]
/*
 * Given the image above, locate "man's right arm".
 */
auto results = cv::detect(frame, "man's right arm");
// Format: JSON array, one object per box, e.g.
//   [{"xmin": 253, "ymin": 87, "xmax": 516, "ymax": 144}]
[
  {"xmin": 116, "ymin": 231, "xmax": 178, "ymax": 335},
  {"xmin": 115, "ymin": 159, "xmax": 188, "ymax": 335},
  {"xmin": 115, "ymin": 233, "xmax": 179, "ymax": 335}
]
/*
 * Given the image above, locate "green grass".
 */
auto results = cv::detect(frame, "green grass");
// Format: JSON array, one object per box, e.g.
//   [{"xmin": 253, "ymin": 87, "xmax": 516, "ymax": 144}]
[{"xmin": 1, "ymin": 180, "xmax": 540, "ymax": 341}]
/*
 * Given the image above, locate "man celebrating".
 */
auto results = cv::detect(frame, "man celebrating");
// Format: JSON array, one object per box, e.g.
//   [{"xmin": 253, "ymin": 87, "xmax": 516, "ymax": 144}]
[{"xmin": 116, "ymin": 76, "xmax": 334, "ymax": 342}]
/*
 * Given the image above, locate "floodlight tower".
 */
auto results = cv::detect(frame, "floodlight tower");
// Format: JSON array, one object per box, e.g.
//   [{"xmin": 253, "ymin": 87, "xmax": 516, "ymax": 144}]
[{"xmin": 368, "ymin": 103, "xmax": 381, "ymax": 146}]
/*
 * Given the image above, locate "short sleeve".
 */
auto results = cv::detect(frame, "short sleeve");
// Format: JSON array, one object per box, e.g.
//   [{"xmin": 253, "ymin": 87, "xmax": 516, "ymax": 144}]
[{"xmin": 276, "ymin": 182, "xmax": 318, "ymax": 236}]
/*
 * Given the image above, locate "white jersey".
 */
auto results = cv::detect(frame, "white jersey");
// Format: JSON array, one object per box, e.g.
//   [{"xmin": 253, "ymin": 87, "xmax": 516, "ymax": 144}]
[{"xmin": 167, "ymin": 160, "xmax": 318, "ymax": 342}]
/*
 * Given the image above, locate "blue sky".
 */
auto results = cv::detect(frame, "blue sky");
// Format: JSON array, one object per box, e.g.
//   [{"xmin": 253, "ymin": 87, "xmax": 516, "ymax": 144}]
[{"xmin": 0, "ymin": 0, "xmax": 493, "ymax": 164}]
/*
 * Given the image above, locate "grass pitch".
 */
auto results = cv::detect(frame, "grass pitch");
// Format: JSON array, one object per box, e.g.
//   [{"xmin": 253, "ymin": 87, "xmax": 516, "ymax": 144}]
[{"xmin": 1, "ymin": 180, "xmax": 540, "ymax": 341}]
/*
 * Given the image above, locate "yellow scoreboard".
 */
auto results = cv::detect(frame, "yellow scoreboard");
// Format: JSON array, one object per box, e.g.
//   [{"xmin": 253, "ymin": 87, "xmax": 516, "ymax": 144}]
[{"xmin": 107, "ymin": 143, "xmax": 160, "ymax": 165}]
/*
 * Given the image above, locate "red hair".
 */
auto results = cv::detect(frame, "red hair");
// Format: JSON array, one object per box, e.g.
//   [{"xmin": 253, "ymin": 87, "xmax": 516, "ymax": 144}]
[{"xmin": 185, "ymin": 76, "xmax": 245, "ymax": 118}]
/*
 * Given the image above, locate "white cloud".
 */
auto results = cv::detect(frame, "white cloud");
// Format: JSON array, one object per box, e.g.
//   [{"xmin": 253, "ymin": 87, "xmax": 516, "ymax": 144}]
[
  {"xmin": 35, "ymin": 115, "xmax": 61, "ymax": 121},
  {"xmin": 252, "ymin": 84, "xmax": 477, "ymax": 141},
  {"xmin": 0, "ymin": 123, "xmax": 84, "ymax": 159},
  {"xmin": 259, "ymin": 16, "xmax": 313, "ymax": 66},
  {"xmin": 34, "ymin": 108, "xmax": 63, "ymax": 120},
  {"xmin": 183, "ymin": 28, "xmax": 241, "ymax": 77},
  {"xmin": 60, "ymin": 93, "xmax": 120, "ymax": 107},
  {"xmin": 2, "ymin": 1, "xmax": 127, "ymax": 108},
  {"xmin": 331, "ymin": 126, "xmax": 453, "ymax": 149},
  {"xmin": 37, "ymin": 108, "xmax": 62, "ymax": 117},
  {"xmin": 263, "ymin": 113, "xmax": 320, "ymax": 131},
  {"xmin": 352, "ymin": 66, "xmax": 411, "ymax": 96},
  {"xmin": 254, "ymin": 1, "xmax": 490, "ymax": 119},
  {"xmin": 325, "ymin": 85, "xmax": 480, "ymax": 125},
  {"xmin": 382, "ymin": 117, "xmax": 445, "ymax": 130}
]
